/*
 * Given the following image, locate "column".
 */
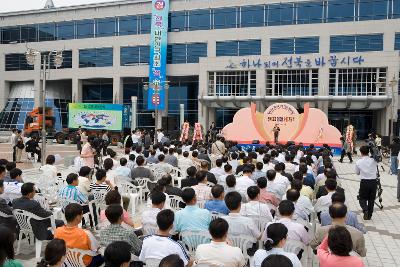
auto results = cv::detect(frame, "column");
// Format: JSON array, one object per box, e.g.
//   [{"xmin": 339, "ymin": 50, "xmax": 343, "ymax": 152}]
[
  {"xmin": 208, "ymin": 41, "xmax": 216, "ymax": 58},
  {"xmin": 0, "ymin": 80, "xmax": 10, "ymax": 111},
  {"xmin": 256, "ymin": 68, "xmax": 266, "ymax": 111},
  {"xmin": 72, "ymin": 49, "xmax": 79, "ymax": 69},
  {"xmin": 72, "ymin": 78, "xmax": 82, "ymax": 103},
  {"xmin": 113, "ymin": 76, "xmax": 123, "ymax": 104},
  {"xmin": 208, "ymin": 108, "xmax": 216, "ymax": 129},
  {"xmin": 318, "ymin": 67, "xmax": 330, "ymax": 115},
  {"xmin": 34, "ymin": 56, "xmax": 42, "ymax": 107},
  {"xmin": 179, "ymin": 104, "xmax": 185, "ymax": 127},
  {"xmin": 131, "ymin": 96, "xmax": 137, "ymax": 131}
]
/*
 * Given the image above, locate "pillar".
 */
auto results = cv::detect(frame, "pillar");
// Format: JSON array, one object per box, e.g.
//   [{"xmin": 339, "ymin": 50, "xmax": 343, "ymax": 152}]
[
  {"xmin": 34, "ymin": 56, "xmax": 42, "ymax": 107},
  {"xmin": 0, "ymin": 80, "xmax": 10, "ymax": 111},
  {"xmin": 256, "ymin": 68, "xmax": 266, "ymax": 111},
  {"xmin": 207, "ymin": 107, "xmax": 216, "ymax": 129},
  {"xmin": 318, "ymin": 66, "xmax": 330, "ymax": 115},
  {"xmin": 113, "ymin": 76, "xmax": 123, "ymax": 104},
  {"xmin": 179, "ymin": 104, "xmax": 185, "ymax": 127},
  {"xmin": 72, "ymin": 78, "xmax": 82, "ymax": 103},
  {"xmin": 131, "ymin": 96, "xmax": 137, "ymax": 131}
]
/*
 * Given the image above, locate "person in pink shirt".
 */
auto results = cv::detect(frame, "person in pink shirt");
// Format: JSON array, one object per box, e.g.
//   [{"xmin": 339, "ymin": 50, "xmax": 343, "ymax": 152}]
[
  {"xmin": 318, "ymin": 226, "xmax": 364, "ymax": 267},
  {"xmin": 257, "ymin": 177, "xmax": 280, "ymax": 207},
  {"xmin": 80, "ymin": 136, "xmax": 95, "ymax": 168}
]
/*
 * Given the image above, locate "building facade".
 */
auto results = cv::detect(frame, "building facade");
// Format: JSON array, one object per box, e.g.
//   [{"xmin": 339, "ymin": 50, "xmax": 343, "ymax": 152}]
[{"xmin": 0, "ymin": 0, "xmax": 399, "ymax": 139}]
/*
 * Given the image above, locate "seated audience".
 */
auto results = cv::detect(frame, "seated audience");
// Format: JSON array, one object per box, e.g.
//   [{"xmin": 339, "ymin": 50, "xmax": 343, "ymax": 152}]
[
  {"xmin": 4, "ymin": 162, "xmax": 16, "ymax": 182},
  {"xmin": 225, "ymin": 175, "xmax": 248, "ymax": 203},
  {"xmin": 90, "ymin": 169, "xmax": 113, "ymax": 193},
  {"xmin": 100, "ymin": 204, "xmax": 142, "ymax": 255},
  {"xmin": 191, "ymin": 171, "xmax": 212, "ymax": 202},
  {"xmin": 59, "ymin": 173, "xmax": 89, "ymax": 207},
  {"xmin": 39, "ymin": 155, "xmax": 58, "ymax": 180},
  {"xmin": 314, "ymin": 179, "xmax": 338, "ymax": 215},
  {"xmin": 13, "ymin": 182, "xmax": 64, "ymax": 241},
  {"xmin": 235, "ymin": 165, "xmax": 256, "ymax": 196},
  {"xmin": 217, "ymin": 164, "xmax": 233, "ymax": 187},
  {"xmin": 195, "ymin": 218, "xmax": 245, "ymax": 267},
  {"xmin": 55, "ymin": 203, "xmax": 104, "ymax": 267},
  {"xmin": 0, "ymin": 180, "xmax": 17, "ymax": 233},
  {"xmin": 286, "ymin": 189, "xmax": 309, "ymax": 222},
  {"xmin": 103, "ymin": 158, "xmax": 118, "ymax": 187},
  {"xmin": 162, "ymin": 174, "xmax": 182, "ymax": 197},
  {"xmin": 310, "ymin": 203, "xmax": 366, "ymax": 257},
  {"xmin": 174, "ymin": 188, "xmax": 211, "ymax": 232},
  {"xmin": 204, "ymin": 184, "xmax": 229, "ymax": 215},
  {"xmin": 0, "ymin": 225, "xmax": 23, "ymax": 267},
  {"xmin": 317, "ymin": 226, "xmax": 364, "ymax": 267},
  {"xmin": 130, "ymin": 156, "xmax": 155, "ymax": 181},
  {"xmin": 78, "ymin": 166, "xmax": 92, "ymax": 196},
  {"xmin": 103, "ymin": 241, "xmax": 132, "ymax": 267},
  {"xmin": 261, "ymin": 255, "xmax": 294, "ymax": 267},
  {"xmin": 115, "ymin": 158, "xmax": 131, "ymax": 177},
  {"xmin": 241, "ymin": 186, "xmax": 273, "ymax": 222},
  {"xmin": 178, "ymin": 151, "xmax": 193, "ymax": 170},
  {"xmin": 257, "ymin": 177, "xmax": 280, "ymax": 207},
  {"xmin": 200, "ymin": 161, "xmax": 218, "ymax": 185},
  {"xmin": 292, "ymin": 171, "xmax": 314, "ymax": 200},
  {"xmin": 139, "ymin": 209, "xmax": 192, "ymax": 266},
  {"xmin": 141, "ymin": 190, "xmax": 166, "ymax": 230},
  {"xmin": 164, "ymin": 148, "xmax": 178, "ymax": 167},
  {"xmin": 159, "ymin": 254, "xmax": 184, "ymax": 267},
  {"xmin": 289, "ymin": 180, "xmax": 314, "ymax": 218},
  {"xmin": 210, "ymin": 159, "xmax": 225, "ymax": 178},
  {"xmin": 316, "ymin": 169, "xmax": 344, "ymax": 199},
  {"xmin": 180, "ymin": 166, "xmax": 198, "ymax": 188},
  {"xmin": 155, "ymin": 154, "xmax": 173, "ymax": 174},
  {"xmin": 252, "ymin": 162, "xmax": 266, "ymax": 182},
  {"xmin": 37, "ymin": 239, "xmax": 66, "ymax": 267},
  {"xmin": 99, "ymin": 190, "xmax": 136, "ymax": 229},
  {"xmin": 254, "ymin": 223, "xmax": 302, "ymax": 267},
  {"xmin": 266, "ymin": 170, "xmax": 287, "ymax": 200}
]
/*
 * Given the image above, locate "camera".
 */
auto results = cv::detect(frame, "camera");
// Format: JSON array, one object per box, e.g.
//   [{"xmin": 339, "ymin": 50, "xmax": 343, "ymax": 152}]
[{"xmin": 365, "ymin": 139, "xmax": 382, "ymax": 163}]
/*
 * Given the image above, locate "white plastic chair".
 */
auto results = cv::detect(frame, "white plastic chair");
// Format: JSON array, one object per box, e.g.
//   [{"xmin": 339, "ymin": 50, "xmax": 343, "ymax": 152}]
[
  {"xmin": 149, "ymin": 165, "xmax": 168, "ymax": 180},
  {"xmin": 169, "ymin": 195, "xmax": 185, "ymax": 211},
  {"xmin": 0, "ymin": 210, "xmax": 14, "ymax": 219},
  {"xmin": 284, "ymin": 239, "xmax": 305, "ymax": 256},
  {"xmin": 142, "ymin": 224, "xmax": 158, "ymax": 236},
  {"xmin": 228, "ymin": 234, "xmax": 256, "ymax": 263},
  {"xmin": 13, "ymin": 209, "xmax": 56, "ymax": 259},
  {"xmin": 249, "ymin": 215, "xmax": 272, "ymax": 234},
  {"xmin": 64, "ymin": 248, "xmax": 98, "ymax": 267},
  {"xmin": 136, "ymin": 177, "xmax": 156, "ymax": 199},
  {"xmin": 180, "ymin": 231, "xmax": 211, "ymax": 256},
  {"xmin": 116, "ymin": 181, "xmax": 142, "ymax": 215},
  {"xmin": 145, "ymin": 258, "xmax": 161, "ymax": 267}
]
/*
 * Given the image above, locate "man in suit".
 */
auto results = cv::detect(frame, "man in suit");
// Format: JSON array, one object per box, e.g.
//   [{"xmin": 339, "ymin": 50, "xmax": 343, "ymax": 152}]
[
  {"xmin": 0, "ymin": 180, "xmax": 17, "ymax": 233},
  {"xmin": 12, "ymin": 182, "xmax": 64, "ymax": 240}
]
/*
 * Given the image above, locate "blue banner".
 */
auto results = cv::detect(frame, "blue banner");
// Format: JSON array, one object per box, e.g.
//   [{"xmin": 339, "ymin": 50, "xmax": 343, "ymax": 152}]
[{"xmin": 147, "ymin": 0, "xmax": 169, "ymax": 110}]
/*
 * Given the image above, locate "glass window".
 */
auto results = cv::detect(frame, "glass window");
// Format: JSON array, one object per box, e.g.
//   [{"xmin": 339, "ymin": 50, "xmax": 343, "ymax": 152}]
[
  {"xmin": 267, "ymin": 3, "xmax": 295, "ymax": 26},
  {"xmin": 120, "ymin": 46, "xmax": 150, "ymax": 65},
  {"xmin": 167, "ymin": 44, "xmax": 187, "ymax": 64},
  {"xmin": 140, "ymin": 14, "xmax": 152, "ymax": 34},
  {"xmin": 169, "ymin": 11, "xmax": 186, "ymax": 32},
  {"xmin": 356, "ymin": 34, "xmax": 383, "ymax": 51},
  {"xmin": 209, "ymin": 71, "xmax": 256, "ymax": 96},
  {"xmin": 1, "ymin": 27, "xmax": 20, "ymax": 44},
  {"xmin": 187, "ymin": 43, "xmax": 207, "ymax": 63},
  {"xmin": 213, "ymin": 7, "xmax": 237, "ymax": 29},
  {"xmin": 76, "ymin": 19, "xmax": 94, "ymax": 39},
  {"xmin": 5, "ymin": 53, "xmax": 34, "ymax": 71},
  {"xmin": 56, "ymin": 21, "xmax": 74, "ymax": 40},
  {"xmin": 327, "ymin": 0, "xmax": 355, "ymax": 22},
  {"xmin": 238, "ymin": 40, "xmax": 261, "ymax": 56},
  {"xmin": 266, "ymin": 69, "xmax": 319, "ymax": 96},
  {"xmin": 83, "ymin": 81, "xmax": 113, "ymax": 103},
  {"xmin": 330, "ymin": 35, "xmax": 356, "ymax": 52},
  {"xmin": 188, "ymin": 9, "xmax": 211, "ymax": 31},
  {"xmin": 393, "ymin": 0, "xmax": 400, "ymax": 18},
  {"xmin": 20, "ymin": 25, "xmax": 37, "ymax": 43},
  {"xmin": 358, "ymin": 0, "xmax": 388, "ymax": 20},
  {"xmin": 240, "ymin": 5, "xmax": 265, "ymax": 28},
  {"xmin": 119, "ymin": 16, "xmax": 138, "ymax": 36},
  {"xmin": 216, "ymin": 41, "xmax": 238, "ymax": 56},
  {"xmin": 38, "ymin": 23, "xmax": 55, "ymax": 42},
  {"xmin": 395, "ymin": 33, "xmax": 400, "ymax": 50},
  {"xmin": 46, "ymin": 50, "xmax": 72, "ymax": 69},
  {"xmin": 96, "ymin": 17, "xmax": 116, "ymax": 37},
  {"xmin": 295, "ymin": 37, "xmax": 320, "ymax": 54},
  {"xmin": 297, "ymin": 1, "xmax": 324, "ymax": 24},
  {"xmin": 271, "ymin": 38, "xmax": 295, "ymax": 54},
  {"xmin": 79, "ymin": 48, "xmax": 113, "ymax": 68}
]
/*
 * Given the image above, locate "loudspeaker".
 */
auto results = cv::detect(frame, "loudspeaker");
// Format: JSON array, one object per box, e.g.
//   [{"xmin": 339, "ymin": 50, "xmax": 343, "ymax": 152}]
[{"xmin": 252, "ymin": 140, "xmax": 260, "ymax": 144}]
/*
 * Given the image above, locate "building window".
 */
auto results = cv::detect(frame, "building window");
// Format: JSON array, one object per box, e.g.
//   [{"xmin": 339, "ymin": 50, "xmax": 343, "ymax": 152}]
[
  {"xmin": 213, "ymin": 7, "xmax": 237, "ymax": 29},
  {"xmin": 188, "ymin": 9, "xmax": 211, "ymax": 31},
  {"xmin": 5, "ymin": 54, "xmax": 34, "ymax": 71},
  {"xmin": 120, "ymin": 46, "xmax": 150, "ymax": 66},
  {"xmin": 41, "ymin": 50, "xmax": 73, "ymax": 69},
  {"xmin": 271, "ymin": 37, "xmax": 319, "ymax": 54},
  {"xmin": 208, "ymin": 71, "xmax": 256, "ymax": 96},
  {"xmin": 358, "ymin": 0, "xmax": 388, "ymax": 20},
  {"xmin": 79, "ymin": 48, "xmax": 113, "ymax": 68},
  {"xmin": 140, "ymin": 14, "xmax": 152, "ymax": 34},
  {"xmin": 329, "ymin": 68, "xmax": 387, "ymax": 96},
  {"xmin": 169, "ymin": 11, "xmax": 186, "ymax": 32},
  {"xmin": 21, "ymin": 25, "xmax": 38, "ymax": 43},
  {"xmin": 296, "ymin": 1, "xmax": 324, "ymax": 24},
  {"xmin": 96, "ymin": 17, "xmax": 116, "ymax": 37},
  {"xmin": 76, "ymin": 19, "xmax": 95, "ymax": 39},
  {"xmin": 266, "ymin": 69, "xmax": 318, "ymax": 96},
  {"xmin": 82, "ymin": 80, "xmax": 113, "ymax": 103},
  {"xmin": 326, "ymin": 0, "xmax": 355, "ymax": 22},
  {"xmin": 38, "ymin": 23, "xmax": 55, "ymax": 42},
  {"xmin": 330, "ymin": 34, "xmax": 383, "ymax": 52},
  {"xmin": 395, "ymin": 33, "xmax": 400, "ymax": 50},
  {"xmin": 240, "ymin": 5, "xmax": 265, "ymax": 28},
  {"xmin": 119, "ymin": 16, "xmax": 138, "ymax": 36},
  {"xmin": 167, "ymin": 43, "xmax": 207, "ymax": 64},
  {"xmin": 56, "ymin": 21, "xmax": 74, "ymax": 40},
  {"xmin": 393, "ymin": 0, "xmax": 400, "ymax": 18},
  {"xmin": 267, "ymin": 3, "xmax": 295, "ymax": 26},
  {"xmin": 216, "ymin": 40, "xmax": 261, "ymax": 57},
  {"xmin": 1, "ymin": 27, "xmax": 20, "ymax": 44}
]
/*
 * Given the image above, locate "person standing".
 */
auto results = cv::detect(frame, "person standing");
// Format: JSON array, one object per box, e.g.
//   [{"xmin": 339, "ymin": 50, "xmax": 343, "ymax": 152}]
[
  {"xmin": 101, "ymin": 130, "xmax": 109, "ymax": 156},
  {"xmin": 10, "ymin": 129, "xmax": 17, "ymax": 162},
  {"xmin": 15, "ymin": 130, "xmax": 24, "ymax": 163},
  {"xmin": 390, "ymin": 137, "xmax": 400, "ymax": 175},
  {"xmin": 272, "ymin": 124, "xmax": 280, "ymax": 144},
  {"xmin": 339, "ymin": 137, "xmax": 353, "ymax": 163},
  {"xmin": 355, "ymin": 146, "xmax": 377, "ymax": 220},
  {"xmin": 81, "ymin": 136, "xmax": 95, "ymax": 169},
  {"xmin": 76, "ymin": 127, "xmax": 82, "ymax": 152},
  {"xmin": 80, "ymin": 128, "xmax": 88, "ymax": 146}
]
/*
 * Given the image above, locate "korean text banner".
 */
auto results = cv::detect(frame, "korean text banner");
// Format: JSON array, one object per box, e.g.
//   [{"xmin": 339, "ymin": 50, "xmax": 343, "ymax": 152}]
[
  {"xmin": 147, "ymin": 0, "xmax": 169, "ymax": 110},
  {"xmin": 68, "ymin": 103, "xmax": 123, "ymax": 131}
]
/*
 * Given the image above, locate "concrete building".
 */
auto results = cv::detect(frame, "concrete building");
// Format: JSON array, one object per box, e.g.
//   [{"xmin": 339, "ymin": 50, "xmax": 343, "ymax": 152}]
[{"xmin": 0, "ymin": 0, "xmax": 399, "ymax": 139}]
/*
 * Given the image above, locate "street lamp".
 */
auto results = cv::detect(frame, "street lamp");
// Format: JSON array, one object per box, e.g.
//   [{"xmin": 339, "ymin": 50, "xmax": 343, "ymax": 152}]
[
  {"xmin": 25, "ymin": 48, "xmax": 64, "ymax": 165},
  {"xmin": 143, "ymin": 81, "xmax": 170, "ymax": 144},
  {"xmin": 389, "ymin": 76, "xmax": 399, "ymax": 138}
]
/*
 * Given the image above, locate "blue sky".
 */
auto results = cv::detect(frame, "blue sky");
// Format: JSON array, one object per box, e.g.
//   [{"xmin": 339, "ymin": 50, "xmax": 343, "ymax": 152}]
[{"xmin": 0, "ymin": 0, "xmax": 121, "ymax": 13}]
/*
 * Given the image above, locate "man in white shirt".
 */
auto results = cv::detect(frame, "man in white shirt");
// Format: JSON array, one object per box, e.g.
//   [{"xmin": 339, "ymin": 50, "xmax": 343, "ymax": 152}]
[
  {"xmin": 139, "ymin": 209, "xmax": 193, "ymax": 266},
  {"xmin": 141, "ymin": 190, "xmax": 165, "ymax": 231},
  {"xmin": 228, "ymin": 153, "xmax": 239, "ymax": 173},
  {"xmin": 178, "ymin": 151, "xmax": 193, "ymax": 170},
  {"xmin": 155, "ymin": 154, "xmax": 173, "ymax": 175},
  {"xmin": 235, "ymin": 166, "xmax": 256, "ymax": 197},
  {"xmin": 355, "ymin": 145, "xmax": 378, "ymax": 220},
  {"xmin": 264, "ymin": 200, "xmax": 310, "ymax": 246},
  {"xmin": 285, "ymin": 189, "xmax": 309, "ymax": 222},
  {"xmin": 284, "ymin": 154, "xmax": 296, "ymax": 175},
  {"xmin": 314, "ymin": 179, "xmax": 337, "ymax": 215},
  {"xmin": 289, "ymin": 180, "xmax": 314, "ymax": 217},
  {"xmin": 266, "ymin": 170, "xmax": 287, "ymax": 200},
  {"xmin": 115, "ymin": 158, "xmax": 131, "ymax": 177},
  {"xmin": 157, "ymin": 129, "xmax": 164, "ymax": 143},
  {"xmin": 209, "ymin": 159, "xmax": 225, "ymax": 179},
  {"xmin": 195, "ymin": 218, "xmax": 246, "ymax": 267},
  {"xmin": 77, "ymin": 166, "xmax": 92, "ymax": 197},
  {"xmin": 241, "ymin": 186, "xmax": 273, "ymax": 223},
  {"xmin": 251, "ymin": 162, "xmax": 266, "ymax": 182},
  {"xmin": 191, "ymin": 171, "xmax": 212, "ymax": 203},
  {"xmin": 10, "ymin": 129, "xmax": 16, "ymax": 162},
  {"xmin": 218, "ymin": 164, "xmax": 234, "ymax": 188},
  {"xmin": 131, "ymin": 130, "xmax": 141, "ymax": 146}
]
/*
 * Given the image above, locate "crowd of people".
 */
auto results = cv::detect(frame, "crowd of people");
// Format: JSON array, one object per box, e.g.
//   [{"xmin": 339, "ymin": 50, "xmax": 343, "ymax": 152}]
[{"xmin": 0, "ymin": 133, "xmax": 374, "ymax": 267}]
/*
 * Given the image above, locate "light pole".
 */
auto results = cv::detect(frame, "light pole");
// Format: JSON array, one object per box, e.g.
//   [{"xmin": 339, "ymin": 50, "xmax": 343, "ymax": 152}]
[
  {"xmin": 389, "ymin": 76, "xmax": 399, "ymax": 138},
  {"xmin": 26, "ymin": 48, "xmax": 64, "ymax": 165},
  {"xmin": 143, "ymin": 81, "xmax": 169, "ymax": 144}
]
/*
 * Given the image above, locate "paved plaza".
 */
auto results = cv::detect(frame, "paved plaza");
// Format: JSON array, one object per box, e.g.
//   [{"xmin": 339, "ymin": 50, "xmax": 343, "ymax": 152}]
[{"xmin": 2, "ymin": 143, "xmax": 400, "ymax": 266}]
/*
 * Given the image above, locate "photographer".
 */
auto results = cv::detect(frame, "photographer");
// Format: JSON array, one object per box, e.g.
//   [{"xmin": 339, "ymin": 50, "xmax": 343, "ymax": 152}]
[
  {"xmin": 101, "ymin": 130, "xmax": 109, "ymax": 156},
  {"xmin": 355, "ymin": 146, "xmax": 378, "ymax": 220},
  {"xmin": 80, "ymin": 135, "xmax": 96, "ymax": 169}
]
